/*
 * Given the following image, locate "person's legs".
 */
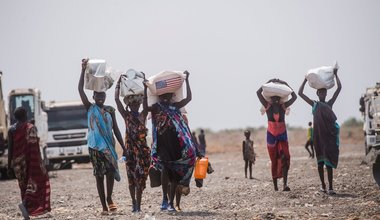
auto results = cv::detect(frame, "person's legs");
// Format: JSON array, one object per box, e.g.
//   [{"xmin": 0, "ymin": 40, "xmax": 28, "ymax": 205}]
[
  {"xmin": 326, "ymin": 166, "xmax": 334, "ymax": 193},
  {"xmin": 318, "ymin": 162, "xmax": 326, "ymax": 192},
  {"xmin": 105, "ymin": 172, "xmax": 115, "ymax": 208},
  {"xmin": 273, "ymin": 178, "xmax": 278, "ymax": 191},
  {"xmin": 310, "ymin": 142, "xmax": 315, "ymax": 158},
  {"xmin": 249, "ymin": 162, "xmax": 253, "ymax": 179},
  {"xmin": 95, "ymin": 176, "xmax": 108, "ymax": 211},
  {"xmin": 175, "ymin": 186, "xmax": 182, "ymax": 211},
  {"xmin": 160, "ymin": 169, "xmax": 169, "ymax": 210},
  {"xmin": 305, "ymin": 140, "xmax": 312, "ymax": 157},
  {"xmin": 136, "ymin": 188, "xmax": 143, "ymax": 212},
  {"xmin": 244, "ymin": 160, "xmax": 248, "ymax": 178},
  {"xmin": 128, "ymin": 184, "xmax": 136, "ymax": 211},
  {"xmin": 168, "ymin": 180, "xmax": 178, "ymax": 211},
  {"xmin": 282, "ymin": 156, "xmax": 290, "ymax": 191},
  {"xmin": 169, "ymin": 181, "xmax": 177, "ymax": 207}
]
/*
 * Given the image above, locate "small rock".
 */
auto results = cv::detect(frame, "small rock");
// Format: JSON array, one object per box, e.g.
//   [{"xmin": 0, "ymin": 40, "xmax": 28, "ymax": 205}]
[
  {"xmin": 321, "ymin": 213, "xmax": 329, "ymax": 217},
  {"xmin": 225, "ymin": 177, "xmax": 230, "ymax": 180}
]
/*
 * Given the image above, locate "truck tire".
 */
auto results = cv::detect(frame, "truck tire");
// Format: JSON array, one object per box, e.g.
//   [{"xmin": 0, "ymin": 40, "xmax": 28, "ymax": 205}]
[{"xmin": 60, "ymin": 162, "xmax": 73, "ymax": 170}]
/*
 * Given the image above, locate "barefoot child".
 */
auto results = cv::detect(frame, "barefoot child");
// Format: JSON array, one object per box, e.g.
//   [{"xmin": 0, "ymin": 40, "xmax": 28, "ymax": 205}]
[
  {"xmin": 78, "ymin": 59, "xmax": 126, "ymax": 214},
  {"xmin": 115, "ymin": 76, "xmax": 151, "ymax": 212},
  {"xmin": 242, "ymin": 130, "xmax": 255, "ymax": 179},
  {"xmin": 298, "ymin": 67, "xmax": 342, "ymax": 195}
]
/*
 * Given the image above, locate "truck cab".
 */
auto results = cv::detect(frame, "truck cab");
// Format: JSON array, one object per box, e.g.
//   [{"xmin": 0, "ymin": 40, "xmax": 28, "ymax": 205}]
[
  {"xmin": 360, "ymin": 82, "xmax": 380, "ymax": 186},
  {"xmin": 45, "ymin": 101, "xmax": 89, "ymax": 169}
]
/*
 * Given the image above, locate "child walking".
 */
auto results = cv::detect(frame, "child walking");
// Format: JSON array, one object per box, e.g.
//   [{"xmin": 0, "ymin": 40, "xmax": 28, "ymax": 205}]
[{"xmin": 242, "ymin": 130, "xmax": 255, "ymax": 179}]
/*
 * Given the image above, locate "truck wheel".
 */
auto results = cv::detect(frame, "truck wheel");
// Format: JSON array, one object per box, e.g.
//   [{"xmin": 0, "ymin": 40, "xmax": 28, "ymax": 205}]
[
  {"xmin": 373, "ymin": 162, "xmax": 380, "ymax": 187},
  {"xmin": 60, "ymin": 162, "xmax": 72, "ymax": 170}
]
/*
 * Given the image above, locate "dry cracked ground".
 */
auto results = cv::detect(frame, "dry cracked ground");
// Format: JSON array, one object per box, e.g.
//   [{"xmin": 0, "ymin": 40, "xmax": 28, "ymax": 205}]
[{"xmin": 1, "ymin": 143, "xmax": 379, "ymax": 220}]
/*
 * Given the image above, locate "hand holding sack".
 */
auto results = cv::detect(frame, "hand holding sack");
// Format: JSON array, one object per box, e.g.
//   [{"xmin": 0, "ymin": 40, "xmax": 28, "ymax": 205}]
[
  {"xmin": 84, "ymin": 59, "xmax": 118, "ymax": 92},
  {"xmin": 306, "ymin": 61, "xmax": 339, "ymax": 90}
]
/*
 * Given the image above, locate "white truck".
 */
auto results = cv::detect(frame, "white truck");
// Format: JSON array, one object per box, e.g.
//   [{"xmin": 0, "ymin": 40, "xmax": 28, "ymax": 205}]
[
  {"xmin": 360, "ymin": 82, "xmax": 380, "ymax": 186},
  {"xmin": 45, "ymin": 101, "xmax": 89, "ymax": 169}
]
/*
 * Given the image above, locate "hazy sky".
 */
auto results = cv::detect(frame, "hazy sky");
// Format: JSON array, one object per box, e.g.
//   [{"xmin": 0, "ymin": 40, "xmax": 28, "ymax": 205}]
[{"xmin": 1, "ymin": 0, "xmax": 379, "ymax": 131}]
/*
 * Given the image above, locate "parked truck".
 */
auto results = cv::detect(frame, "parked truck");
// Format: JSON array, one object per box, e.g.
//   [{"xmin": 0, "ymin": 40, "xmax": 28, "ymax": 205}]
[
  {"xmin": 360, "ymin": 82, "xmax": 380, "ymax": 186},
  {"xmin": 45, "ymin": 101, "xmax": 89, "ymax": 169}
]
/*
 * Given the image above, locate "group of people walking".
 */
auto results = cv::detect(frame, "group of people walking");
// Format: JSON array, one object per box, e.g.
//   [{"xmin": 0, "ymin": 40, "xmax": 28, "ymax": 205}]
[
  {"xmin": 6, "ymin": 58, "xmax": 341, "ymax": 219},
  {"xmin": 253, "ymin": 67, "xmax": 341, "ymax": 194}
]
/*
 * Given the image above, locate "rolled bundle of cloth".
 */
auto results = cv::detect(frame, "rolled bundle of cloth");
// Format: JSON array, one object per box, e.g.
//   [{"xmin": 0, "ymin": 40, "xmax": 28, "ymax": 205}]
[
  {"xmin": 85, "ymin": 59, "xmax": 118, "ymax": 92},
  {"xmin": 120, "ymin": 69, "xmax": 145, "ymax": 97},
  {"xmin": 146, "ymin": 70, "xmax": 187, "ymax": 114},
  {"xmin": 306, "ymin": 61, "xmax": 339, "ymax": 90}
]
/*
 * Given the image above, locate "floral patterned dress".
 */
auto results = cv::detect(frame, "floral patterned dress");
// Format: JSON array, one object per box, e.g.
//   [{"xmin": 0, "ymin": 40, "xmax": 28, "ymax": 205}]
[{"xmin": 124, "ymin": 112, "xmax": 151, "ymax": 190}]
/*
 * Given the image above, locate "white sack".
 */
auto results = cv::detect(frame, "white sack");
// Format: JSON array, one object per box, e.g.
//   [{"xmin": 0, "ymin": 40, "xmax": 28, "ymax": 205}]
[
  {"xmin": 261, "ymin": 82, "xmax": 292, "ymax": 103},
  {"xmin": 306, "ymin": 66, "xmax": 335, "ymax": 90},
  {"xmin": 120, "ymin": 69, "xmax": 144, "ymax": 97},
  {"xmin": 146, "ymin": 71, "xmax": 185, "ymax": 96},
  {"xmin": 85, "ymin": 59, "xmax": 116, "ymax": 92}
]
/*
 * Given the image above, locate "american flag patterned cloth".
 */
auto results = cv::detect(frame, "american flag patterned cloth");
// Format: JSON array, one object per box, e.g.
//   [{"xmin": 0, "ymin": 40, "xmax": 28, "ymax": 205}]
[{"xmin": 155, "ymin": 76, "xmax": 183, "ymax": 95}]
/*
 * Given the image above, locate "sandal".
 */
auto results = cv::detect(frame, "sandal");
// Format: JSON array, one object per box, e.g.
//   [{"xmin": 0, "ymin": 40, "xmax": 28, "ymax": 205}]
[
  {"xmin": 108, "ymin": 203, "xmax": 118, "ymax": 212},
  {"xmin": 283, "ymin": 186, "xmax": 291, "ymax": 191},
  {"xmin": 101, "ymin": 211, "xmax": 108, "ymax": 216},
  {"xmin": 327, "ymin": 189, "xmax": 336, "ymax": 195},
  {"xmin": 319, "ymin": 188, "xmax": 327, "ymax": 193},
  {"xmin": 175, "ymin": 205, "xmax": 182, "ymax": 212}
]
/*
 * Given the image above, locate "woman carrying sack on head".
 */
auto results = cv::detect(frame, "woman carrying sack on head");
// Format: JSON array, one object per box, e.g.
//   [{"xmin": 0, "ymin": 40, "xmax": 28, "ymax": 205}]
[
  {"xmin": 143, "ymin": 71, "xmax": 196, "ymax": 212},
  {"xmin": 115, "ymin": 75, "xmax": 151, "ymax": 213}
]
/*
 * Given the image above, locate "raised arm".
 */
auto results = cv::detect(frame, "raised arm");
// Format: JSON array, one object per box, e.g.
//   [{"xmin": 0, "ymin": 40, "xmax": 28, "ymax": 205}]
[
  {"xmin": 328, "ymin": 69, "xmax": 342, "ymax": 106},
  {"xmin": 175, "ymin": 71, "xmax": 192, "ymax": 109},
  {"xmin": 298, "ymin": 78, "xmax": 314, "ymax": 107},
  {"xmin": 78, "ymin": 59, "xmax": 91, "ymax": 110},
  {"xmin": 256, "ymin": 87, "xmax": 268, "ymax": 107},
  {"xmin": 142, "ymin": 77, "xmax": 154, "ymax": 113},
  {"xmin": 111, "ymin": 110, "xmax": 126, "ymax": 152},
  {"xmin": 114, "ymin": 76, "xmax": 128, "ymax": 118},
  {"xmin": 276, "ymin": 80, "xmax": 297, "ymax": 108},
  {"xmin": 285, "ymin": 91, "xmax": 297, "ymax": 108}
]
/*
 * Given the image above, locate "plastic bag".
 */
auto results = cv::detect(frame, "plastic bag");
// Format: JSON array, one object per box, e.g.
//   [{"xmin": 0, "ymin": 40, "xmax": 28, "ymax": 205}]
[
  {"xmin": 85, "ymin": 59, "xmax": 117, "ymax": 92},
  {"xmin": 261, "ymin": 82, "xmax": 292, "ymax": 103},
  {"xmin": 306, "ymin": 65, "xmax": 336, "ymax": 90},
  {"xmin": 120, "ymin": 69, "xmax": 144, "ymax": 97}
]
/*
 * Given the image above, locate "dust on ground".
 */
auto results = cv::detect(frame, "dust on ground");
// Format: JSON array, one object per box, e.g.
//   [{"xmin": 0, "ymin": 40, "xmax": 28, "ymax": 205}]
[{"xmin": 0, "ymin": 143, "xmax": 379, "ymax": 220}]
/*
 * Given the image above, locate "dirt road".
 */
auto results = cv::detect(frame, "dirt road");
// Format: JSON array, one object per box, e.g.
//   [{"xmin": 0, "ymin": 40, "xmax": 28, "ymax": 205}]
[{"xmin": 0, "ymin": 144, "xmax": 379, "ymax": 220}]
